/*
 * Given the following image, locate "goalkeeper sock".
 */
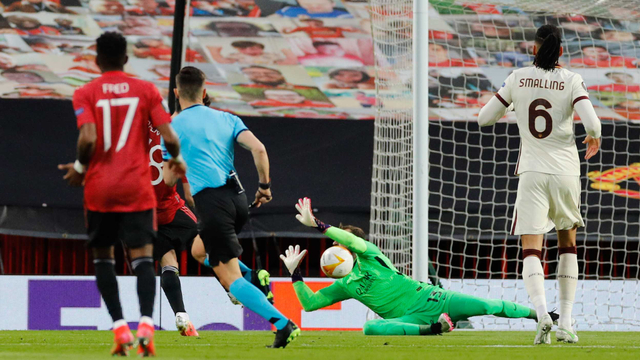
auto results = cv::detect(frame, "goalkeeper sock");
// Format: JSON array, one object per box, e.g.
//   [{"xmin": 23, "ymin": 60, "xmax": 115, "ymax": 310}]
[
  {"xmin": 557, "ymin": 247, "xmax": 578, "ymax": 329},
  {"xmin": 238, "ymin": 260, "xmax": 253, "ymax": 282},
  {"xmin": 229, "ymin": 277, "xmax": 289, "ymax": 330},
  {"xmin": 522, "ymin": 251, "xmax": 547, "ymax": 322},
  {"xmin": 94, "ymin": 259, "xmax": 124, "ymax": 322},
  {"xmin": 132, "ymin": 257, "xmax": 156, "ymax": 318},
  {"xmin": 363, "ymin": 320, "xmax": 440, "ymax": 336},
  {"xmin": 161, "ymin": 265, "xmax": 186, "ymax": 314}
]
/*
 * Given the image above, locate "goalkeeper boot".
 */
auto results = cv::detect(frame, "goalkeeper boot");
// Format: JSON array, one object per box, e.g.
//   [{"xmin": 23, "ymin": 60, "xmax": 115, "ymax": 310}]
[
  {"xmin": 534, "ymin": 314, "xmax": 553, "ymax": 345},
  {"xmin": 252, "ymin": 269, "xmax": 274, "ymax": 304},
  {"xmin": 556, "ymin": 327, "xmax": 579, "ymax": 343},
  {"xmin": 269, "ymin": 320, "xmax": 301, "ymax": 348},
  {"xmin": 227, "ymin": 291, "xmax": 242, "ymax": 305},
  {"xmin": 176, "ymin": 312, "xmax": 199, "ymax": 337},
  {"xmin": 136, "ymin": 321, "xmax": 156, "ymax": 357},
  {"xmin": 110, "ymin": 322, "xmax": 134, "ymax": 357},
  {"xmin": 438, "ymin": 313, "xmax": 455, "ymax": 333}
]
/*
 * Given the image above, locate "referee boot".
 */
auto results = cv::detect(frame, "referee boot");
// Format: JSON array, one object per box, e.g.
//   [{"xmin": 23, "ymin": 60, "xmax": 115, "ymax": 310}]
[{"xmin": 269, "ymin": 320, "xmax": 301, "ymax": 348}]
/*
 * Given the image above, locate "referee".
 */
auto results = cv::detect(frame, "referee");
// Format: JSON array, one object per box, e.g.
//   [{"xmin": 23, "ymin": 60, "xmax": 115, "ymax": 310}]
[{"xmin": 162, "ymin": 66, "xmax": 300, "ymax": 348}]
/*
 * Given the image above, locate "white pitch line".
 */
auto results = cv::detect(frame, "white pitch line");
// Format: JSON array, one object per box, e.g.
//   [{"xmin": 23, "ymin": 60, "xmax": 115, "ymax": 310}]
[{"xmin": 1, "ymin": 343, "xmax": 639, "ymax": 350}]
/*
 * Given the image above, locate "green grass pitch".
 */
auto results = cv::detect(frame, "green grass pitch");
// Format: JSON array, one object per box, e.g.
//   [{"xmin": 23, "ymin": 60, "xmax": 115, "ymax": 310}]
[{"xmin": 0, "ymin": 331, "xmax": 638, "ymax": 360}]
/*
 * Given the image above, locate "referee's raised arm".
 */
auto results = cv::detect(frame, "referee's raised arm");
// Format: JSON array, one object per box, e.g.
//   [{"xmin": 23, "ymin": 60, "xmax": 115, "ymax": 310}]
[{"xmin": 166, "ymin": 66, "xmax": 299, "ymax": 348}]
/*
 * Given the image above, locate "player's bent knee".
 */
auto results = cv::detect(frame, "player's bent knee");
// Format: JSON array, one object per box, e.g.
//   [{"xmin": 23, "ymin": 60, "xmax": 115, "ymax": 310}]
[
  {"xmin": 191, "ymin": 236, "xmax": 206, "ymax": 264},
  {"xmin": 160, "ymin": 250, "xmax": 179, "ymax": 268},
  {"xmin": 129, "ymin": 244, "xmax": 153, "ymax": 259}
]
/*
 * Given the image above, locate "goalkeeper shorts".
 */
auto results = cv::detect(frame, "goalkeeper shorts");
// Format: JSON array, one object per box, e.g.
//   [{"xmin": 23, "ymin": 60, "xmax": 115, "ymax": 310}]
[{"xmin": 511, "ymin": 172, "xmax": 584, "ymax": 236}]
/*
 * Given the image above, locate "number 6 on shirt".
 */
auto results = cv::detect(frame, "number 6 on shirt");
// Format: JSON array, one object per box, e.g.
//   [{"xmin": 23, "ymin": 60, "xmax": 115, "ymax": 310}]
[{"xmin": 96, "ymin": 97, "xmax": 140, "ymax": 152}]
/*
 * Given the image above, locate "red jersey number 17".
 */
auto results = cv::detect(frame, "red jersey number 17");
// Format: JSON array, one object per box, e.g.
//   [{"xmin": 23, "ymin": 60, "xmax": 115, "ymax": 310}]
[{"xmin": 96, "ymin": 97, "xmax": 140, "ymax": 152}]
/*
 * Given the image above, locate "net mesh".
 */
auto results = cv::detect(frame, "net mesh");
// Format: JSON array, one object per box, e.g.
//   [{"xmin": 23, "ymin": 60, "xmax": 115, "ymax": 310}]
[
  {"xmin": 369, "ymin": 0, "xmax": 415, "ymax": 276},
  {"xmin": 369, "ymin": 0, "xmax": 640, "ymax": 330}
]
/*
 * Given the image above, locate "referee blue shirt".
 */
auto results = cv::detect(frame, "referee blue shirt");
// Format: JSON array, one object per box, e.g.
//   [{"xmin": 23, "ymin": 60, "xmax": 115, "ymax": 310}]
[{"xmin": 162, "ymin": 105, "xmax": 248, "ymax": 196}]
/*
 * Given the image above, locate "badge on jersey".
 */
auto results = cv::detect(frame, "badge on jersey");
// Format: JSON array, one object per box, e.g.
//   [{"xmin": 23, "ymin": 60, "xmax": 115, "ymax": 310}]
[
  {"xmin": 75, "ymin": 107, "xmax": 84, "ymax": 116},
  {"xmin": 501, "ymin": 82, "xmax": 506, "ymax": 88}
]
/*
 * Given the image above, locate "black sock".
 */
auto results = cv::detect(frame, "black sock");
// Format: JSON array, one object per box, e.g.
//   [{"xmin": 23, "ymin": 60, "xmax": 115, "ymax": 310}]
[
  {"xmin": 94, "ymin": 259, "xmax": 124, "ymax": 322},
  {"xmin": 161, "ymin": 265, "xmax": 186, "ymax": 314},
  {"xmin": 132, "ymin": 257, "xmax": 156, "ymax": 318}
]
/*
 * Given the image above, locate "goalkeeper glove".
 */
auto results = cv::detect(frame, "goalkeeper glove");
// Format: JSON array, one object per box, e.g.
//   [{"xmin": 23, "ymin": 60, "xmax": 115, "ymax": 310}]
[
  {"xmin": 295, "ymin": 197, "xmax": 330, "ymax": 232},
  {"xmin": 279, "ymin": 245, "xmax": 307, "ymax": 276}
]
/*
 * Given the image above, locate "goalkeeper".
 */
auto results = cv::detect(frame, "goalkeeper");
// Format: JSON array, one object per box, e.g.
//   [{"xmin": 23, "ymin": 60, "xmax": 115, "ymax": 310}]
[{"xmin": 282, "ymin": 198, "xmax": 556, "ymax": 336}]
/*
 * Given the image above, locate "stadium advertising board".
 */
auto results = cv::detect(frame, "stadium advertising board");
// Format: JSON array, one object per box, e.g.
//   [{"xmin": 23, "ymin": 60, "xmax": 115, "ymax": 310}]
[
  {"xmin": 0, "ymin": 276, "xmax": 637, "ymax": 331},
  {"xmin": 0, "ymin": 276, "xmax": 367, "ymax": 331}
]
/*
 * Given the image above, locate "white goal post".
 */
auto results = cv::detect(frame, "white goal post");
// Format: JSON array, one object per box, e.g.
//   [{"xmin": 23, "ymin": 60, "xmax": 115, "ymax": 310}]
[{"xmin": 368, "ymin": 0, "xmax": 640, "ymax": 330}]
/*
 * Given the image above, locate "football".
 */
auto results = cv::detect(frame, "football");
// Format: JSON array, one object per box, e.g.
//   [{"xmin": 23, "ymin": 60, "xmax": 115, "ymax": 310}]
[{"xmin": 320, "ymin": 246, "xmax": 354, "ymax": 278}]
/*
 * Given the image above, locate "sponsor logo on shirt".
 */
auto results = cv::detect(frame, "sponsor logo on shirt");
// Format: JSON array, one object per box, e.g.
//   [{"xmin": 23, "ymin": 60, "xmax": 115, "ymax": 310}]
[
  {"xmin": 75, "ymin": 107, "xmax": 84, "ymax": 116},
  {"xmin": 355, "ymin": 271, "xmax": 375, "ymax": 296}
]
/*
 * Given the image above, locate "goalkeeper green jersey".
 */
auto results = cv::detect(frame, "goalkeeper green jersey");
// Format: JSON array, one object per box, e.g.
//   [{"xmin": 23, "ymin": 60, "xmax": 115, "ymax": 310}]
[{"xmin": 293, "ymin": 227, "xmax": 439, "ymax": 319}]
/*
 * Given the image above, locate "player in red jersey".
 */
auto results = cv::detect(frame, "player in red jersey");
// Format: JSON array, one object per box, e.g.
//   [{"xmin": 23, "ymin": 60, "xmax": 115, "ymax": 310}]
[
  {"xmin": 58, "ymin": 32, "xmax": 185, "ymax": 357},
  {"xmin": 148, "ymin": 112, "xmax": 201, "ymax": 337}
]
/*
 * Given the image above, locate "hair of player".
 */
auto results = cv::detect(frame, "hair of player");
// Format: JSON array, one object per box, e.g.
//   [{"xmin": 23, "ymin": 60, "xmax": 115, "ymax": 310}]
[
  {"xmin": 175, "ymin": 92, "xmax": 211, "ymax": 113},
  {"xmin": 176, "ymin": 66, "xmax": 205, "ymax": 102},
  {"xmin": 329, "ymin": 69, "xmax": 370, "ymax": 82},
  {"xmin": 339, "ymin": 224, "xmax": 366, "ymax": 239},
  {"xmin": 96, "ymin": 32, "xmax": 127, "ymax": 71},
  {"xmin": 533, "ymin": 24, "xmax": 562, "ymax": 71},
  {"xmin": 231, "ymin": 40, "xmax": 264, "ymax": 49}
]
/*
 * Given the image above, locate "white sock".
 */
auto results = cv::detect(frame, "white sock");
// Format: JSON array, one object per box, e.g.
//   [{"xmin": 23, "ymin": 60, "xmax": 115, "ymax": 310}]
[
  {"xmin": 558, "ymin": 253, "xmax": 578, "ymax": 330},
  {"xmin": 176, "ymin": 312, "xmax": 190, "ymax": 322},
  {"xmin": 113, "ymin": 319, "xmax": 127, "ymax": 329},
  {"xmin": 523, "ymin": 255, "xmax": 547, "ymax": 322},
  {"xmin": 139, "ymin": 316, "xmax": 154, "ymax": 327}
]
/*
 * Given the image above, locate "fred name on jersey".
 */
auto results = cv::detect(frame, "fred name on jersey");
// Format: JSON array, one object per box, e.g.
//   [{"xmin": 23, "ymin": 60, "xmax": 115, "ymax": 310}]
[
  {"xmin": 519, "ymin": 78, "xmax": 565, "ymax": 90},
  {"xmin": 102, "ymin": 82, "xmax": 130, "ymax": 94}
]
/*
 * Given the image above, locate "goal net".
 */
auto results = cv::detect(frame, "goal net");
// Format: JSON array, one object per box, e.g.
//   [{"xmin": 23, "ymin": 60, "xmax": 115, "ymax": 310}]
[{"xmin": 368, "ymin": 0, "xmax": 640, "ymax": 330}]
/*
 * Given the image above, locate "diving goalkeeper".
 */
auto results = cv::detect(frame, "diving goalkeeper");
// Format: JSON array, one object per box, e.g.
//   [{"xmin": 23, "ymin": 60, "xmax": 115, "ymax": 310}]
[{"xmin": 282, "ymin": 197, "xmax": 557, "ymax": 336}]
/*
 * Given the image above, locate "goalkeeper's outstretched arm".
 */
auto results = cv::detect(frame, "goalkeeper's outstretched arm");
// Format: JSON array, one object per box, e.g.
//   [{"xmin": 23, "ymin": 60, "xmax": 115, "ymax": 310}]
[
  {"xmin": 295, "ymin": 197, "xmax": 368, "ymax": 254},
  {"xmin": 280, "ymin": 245, "xmax": 351, "ymax": 311}
]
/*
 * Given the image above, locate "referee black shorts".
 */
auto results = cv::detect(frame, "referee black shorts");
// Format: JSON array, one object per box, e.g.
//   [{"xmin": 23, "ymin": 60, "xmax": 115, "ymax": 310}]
[
  {"xmin": 153, "ymin": 206, "xmax": 199, "ymax": 261},
  {"xmin": 86, "ymin": 209, "xmax": 156, "ymax": 249},
  {"xmin": 193, "ymin": 184, "xmax": 249, "ymax": 266}
]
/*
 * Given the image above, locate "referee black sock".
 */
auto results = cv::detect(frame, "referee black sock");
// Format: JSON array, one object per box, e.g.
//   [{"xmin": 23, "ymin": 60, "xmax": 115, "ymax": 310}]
[
  {"xmin": 132, "ymin": 257, "xmax": 156, "ymax": 318},
  {"xmin": 94, "ymin": 259, "xmax": 124, "ymax": 322},
  {"xmin": 161, "ymin": 265, "xmax": 186, "ymax": 314}
]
